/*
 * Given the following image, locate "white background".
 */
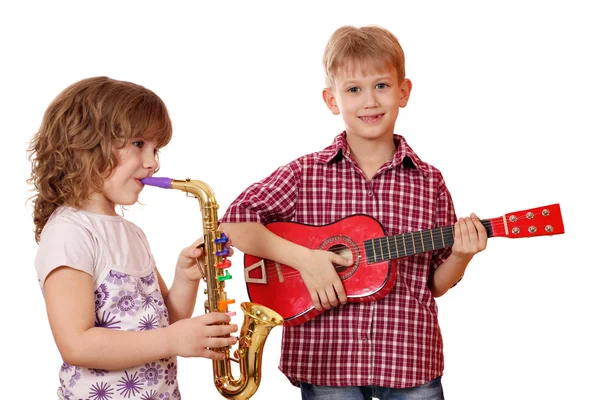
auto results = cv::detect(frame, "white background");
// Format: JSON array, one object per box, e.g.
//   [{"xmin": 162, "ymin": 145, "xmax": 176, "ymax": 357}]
[{"xmin": 2, "ymin": 1, "xmax": 598, "ymax": 398}]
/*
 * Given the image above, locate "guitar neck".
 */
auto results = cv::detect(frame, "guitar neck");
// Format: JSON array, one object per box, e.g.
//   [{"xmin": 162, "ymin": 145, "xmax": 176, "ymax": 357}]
[
  {"xmin": 364, "ymin": 220, "xmax": 494, "ymax": 263},
  {"xmin": 364, "ymin": 203, "xmax": 564, "ymax": 263}
]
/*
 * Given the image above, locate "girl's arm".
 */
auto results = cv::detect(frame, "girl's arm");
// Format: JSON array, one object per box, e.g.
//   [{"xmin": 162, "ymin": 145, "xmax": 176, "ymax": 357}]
[
  {"xmin": 157, "ymin": 239, "xmax": 205, "ymax": 323},
  {"xmin": 44, "ymin": 266, "xmax": 236, "ymax": 370},
  {"xmin": 159, "ymin": 238, "xmax": 236, "ymax": 323},
  {"xmin": 156, "ymin": 266, "xmax": 198, "ymax": 323}
]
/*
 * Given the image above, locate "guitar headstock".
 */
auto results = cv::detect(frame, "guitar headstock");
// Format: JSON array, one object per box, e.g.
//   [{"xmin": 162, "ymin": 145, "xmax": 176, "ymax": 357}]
[{"xmin": 489, "ymin": 204, "xmax": 565, "ymax": 238}]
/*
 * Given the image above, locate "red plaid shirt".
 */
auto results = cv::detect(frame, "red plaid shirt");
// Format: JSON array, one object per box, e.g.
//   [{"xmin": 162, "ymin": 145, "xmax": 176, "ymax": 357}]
[{"xmin": 221, "ymin": 132, "xmax": 457, "ymax": 388}]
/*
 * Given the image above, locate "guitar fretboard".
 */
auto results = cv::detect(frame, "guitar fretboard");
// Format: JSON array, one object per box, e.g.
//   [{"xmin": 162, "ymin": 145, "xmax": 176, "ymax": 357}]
[{"xmin": 365, "ymin": 220, "xmax": 493, "ymax": 263}]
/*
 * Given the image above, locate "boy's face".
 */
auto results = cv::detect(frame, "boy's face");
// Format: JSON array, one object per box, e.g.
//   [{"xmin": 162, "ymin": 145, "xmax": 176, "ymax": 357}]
[{"xmin": 323, "ymin": 64, "xmax": 411, "ymax": 142}]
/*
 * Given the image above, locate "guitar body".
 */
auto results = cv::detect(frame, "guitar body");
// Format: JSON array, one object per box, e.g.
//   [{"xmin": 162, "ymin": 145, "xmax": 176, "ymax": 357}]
[
  {"xmin": 243, "ymin": 204, "xmax": 564, "ymax": 327},
  {"xmin": 244, "ymin": 215, "xmax": 397, "ymax": 326}
]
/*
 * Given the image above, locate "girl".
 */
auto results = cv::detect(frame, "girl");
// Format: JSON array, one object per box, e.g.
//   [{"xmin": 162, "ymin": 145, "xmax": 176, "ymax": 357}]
[{"xmin": 28, "ymin": 76, "xmax": 237, "ymax": 400}]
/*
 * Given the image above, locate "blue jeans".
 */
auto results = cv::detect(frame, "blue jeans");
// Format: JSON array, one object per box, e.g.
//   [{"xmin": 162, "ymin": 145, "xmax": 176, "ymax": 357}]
[{"xmin": 300, "ymin": 376, "xmax": 444, "ymax": 400}]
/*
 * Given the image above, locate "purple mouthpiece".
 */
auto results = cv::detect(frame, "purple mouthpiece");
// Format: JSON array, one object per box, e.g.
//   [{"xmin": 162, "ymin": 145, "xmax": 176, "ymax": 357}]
[{"xmin": 141, "ymin": 177, "xmax": 173, "ymax": 189}]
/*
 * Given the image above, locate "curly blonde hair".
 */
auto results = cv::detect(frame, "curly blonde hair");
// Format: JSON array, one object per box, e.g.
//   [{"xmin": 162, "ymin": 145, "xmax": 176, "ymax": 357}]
[
  {"xmin": 322, "ymin": 25, "xmax": 406, "ymax": 88},
  {"xmin": 27, "ymin": 76, "xmax": 172, "ymax": 243}
]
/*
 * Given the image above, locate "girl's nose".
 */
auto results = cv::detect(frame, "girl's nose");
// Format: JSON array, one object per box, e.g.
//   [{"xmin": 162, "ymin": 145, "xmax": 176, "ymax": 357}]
[{"xmin": 144, "ymin": 151, "xmax": 158, "ymax": 170}]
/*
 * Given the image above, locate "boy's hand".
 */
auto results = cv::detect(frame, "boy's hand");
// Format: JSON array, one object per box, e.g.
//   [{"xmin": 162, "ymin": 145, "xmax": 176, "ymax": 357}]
[
  {"xmin": 451, "ymin": 213, "xmax": 487, "ymax": 261},
  {"xmin": 298, "ymin": 250, "xmax": 352, "ymax": 311},
  {"xmin": 175, "ymin": 233, "xmax": 235, "ymax": 283},
  {"xmin": 168, "ymin": 312, "xmax": 238, "ymax": 360}
]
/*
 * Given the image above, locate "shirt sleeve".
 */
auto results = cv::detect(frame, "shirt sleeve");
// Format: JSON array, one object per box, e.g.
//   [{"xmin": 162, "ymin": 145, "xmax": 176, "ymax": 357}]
[
  {"xmin": 430, "ymin": 179, "xmax": 457, "ymax": 270},
  {"xmin": 220, "ymin": 163, "xmax": 299, "ymax": 224},
  {"xmin": 34, "ymin": 218, "xmax": 96, "ymax": 289}
]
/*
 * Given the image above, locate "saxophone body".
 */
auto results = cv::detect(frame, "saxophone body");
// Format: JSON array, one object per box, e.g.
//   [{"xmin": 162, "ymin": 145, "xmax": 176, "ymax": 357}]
[{"xmin": 142, "ymin": 177, "xmax": 284, "ymax": 399}]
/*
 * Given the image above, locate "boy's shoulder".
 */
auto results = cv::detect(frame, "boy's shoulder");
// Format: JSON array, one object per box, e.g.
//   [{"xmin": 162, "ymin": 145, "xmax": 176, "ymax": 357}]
[
  {"xmin": 396, "ymin": 135, "xmax": 444, "ymax": 178},
  {"xmin": 281, "ymin": 132, "xmax": 347, "ymax": 170}
]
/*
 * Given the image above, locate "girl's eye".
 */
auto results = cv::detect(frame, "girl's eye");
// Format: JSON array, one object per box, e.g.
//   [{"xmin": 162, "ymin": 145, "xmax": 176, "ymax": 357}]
[
  {"xmin": 375, "ymin": 83, "xmax": 389, "ymax": 89},
  {"xmin": 348, "ymin": 87, "xmax": 361, "ymax": 93},
  {"xmin": 132, "ymin": 140, "xmax": 144, "ymax": 148}
]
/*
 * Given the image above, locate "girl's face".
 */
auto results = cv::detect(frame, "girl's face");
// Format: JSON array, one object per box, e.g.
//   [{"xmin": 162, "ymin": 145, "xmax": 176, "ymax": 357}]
[{"xmin": 82, "ymin": 138, "xmax": 158, "ymax": 215}]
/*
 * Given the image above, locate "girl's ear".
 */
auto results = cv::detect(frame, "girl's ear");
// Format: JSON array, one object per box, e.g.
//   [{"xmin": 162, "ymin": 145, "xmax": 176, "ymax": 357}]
[{"xmin": 322, "ymin": 88, "xmax": 340, "ymax": 115}]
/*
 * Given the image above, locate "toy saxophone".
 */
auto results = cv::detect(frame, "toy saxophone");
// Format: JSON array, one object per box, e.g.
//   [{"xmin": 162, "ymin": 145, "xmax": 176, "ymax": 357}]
[{"xmin": 142, "ymin": 177, "xmax": 284, "ymax": 399}]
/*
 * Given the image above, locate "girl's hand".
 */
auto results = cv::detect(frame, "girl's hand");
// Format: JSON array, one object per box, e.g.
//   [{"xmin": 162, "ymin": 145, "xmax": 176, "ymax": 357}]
[
  {"xmin": 168, "ymin": 312, "xmax": 238, "ymax": 359},
  {"xmin": 175, "ymin": 232, "xmax": 235, "ymax": 283}
]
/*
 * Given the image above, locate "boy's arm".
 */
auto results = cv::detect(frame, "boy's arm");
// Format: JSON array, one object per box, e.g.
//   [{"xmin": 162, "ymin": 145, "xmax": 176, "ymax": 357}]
[
  {"xmin": 220, "ymin": 221, "xmax": 352, "ymax": 310},
  {"xmin": 429, "ymin": 214, "xmax": 487, "ymax": 297},
  {"xmin": 44, "ymin": 266, "xmax": 236, "ymax": 370}
]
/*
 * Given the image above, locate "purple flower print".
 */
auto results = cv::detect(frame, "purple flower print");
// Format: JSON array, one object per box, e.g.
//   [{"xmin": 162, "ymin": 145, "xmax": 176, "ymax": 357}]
[
  {"xmin": 164, "ymin": 362, "xmax": 177, "ymax": 386},
  {"xmin": 158, "ymin": 393, "xmax": 171, "ymax": 399},
  {"xmin": 139, "ymin": 362, "xmax": 163, "ymax": 386},
  {"xmin": 89, "ymin": 368, "xmax": 109, "ymax": 376},
  {"xmin": 58, "ymin": 380, "xmax": 74, "ymax": 400},
  {"xmin": 141, "ymin": 293, "xmax": 156, "ymax": 310},
  {"xmin": 110, "ymin": 290, "xmax": 140, "ymax": 317},
  {"xmin": 69, "ymin": 366, "xmax": 81, "ymax": 387},
  {"xmin": 141, "ymin": 273, "xmax": 155, "ymax": 286},
  {"xmin": 172, "ymin": 385, "xmax": 181, "ymax": 400},
  {"xmin": 117, "ymin": 370, "xmax": 143, "ymax": 398},
  {"xmin": 141, "ymin": 390, "xmax": 160, "ymax": 400},
  {"xmin": 106, "ymin": 270, "xmax": 129, "ymax": 286},
  {"xmin": 95, "ymin": 311, "xmax": 122, "ymax": 329},
  {"xmin": 94, "ymin": 283, "xmax": 110, "ymax": 311},
  {"xmin": 61, "ymin": 362, "xmax": 73, "ymax": 373},
  {"xmin": 138, "ymin": 315, "xmax": 159, "ymax": 331},
  {"xmin": 150, "ymin": 290, "xmax": 164, "ymax": 305},
  {"xmin": 89, "ymin": 381, "xmax": 114, "ymax": 400}
]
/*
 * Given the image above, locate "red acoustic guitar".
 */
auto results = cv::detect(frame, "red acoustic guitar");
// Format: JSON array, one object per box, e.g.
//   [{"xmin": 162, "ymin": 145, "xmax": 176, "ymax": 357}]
[{"xmin": 244, "ymin": 204, "xmax": 564, "ymax": 327}]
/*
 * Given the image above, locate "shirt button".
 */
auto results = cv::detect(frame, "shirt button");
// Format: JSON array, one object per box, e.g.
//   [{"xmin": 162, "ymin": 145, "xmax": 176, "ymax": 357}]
[{"xmin": 367, "ymin": 191, "xmax": 373, "ymax": 197}]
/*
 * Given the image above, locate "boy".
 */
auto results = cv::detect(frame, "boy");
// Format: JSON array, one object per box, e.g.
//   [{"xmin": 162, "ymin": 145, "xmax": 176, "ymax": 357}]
[{"xmin": 220, "ymin": 25, "xmax": 487, "ymax": 399}]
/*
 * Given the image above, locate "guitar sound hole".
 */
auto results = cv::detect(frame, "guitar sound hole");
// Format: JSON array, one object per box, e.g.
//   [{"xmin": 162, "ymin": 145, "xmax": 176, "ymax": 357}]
[{"xmin": 329, "ymin": 244, "xmax": 353, "ymax": 273}]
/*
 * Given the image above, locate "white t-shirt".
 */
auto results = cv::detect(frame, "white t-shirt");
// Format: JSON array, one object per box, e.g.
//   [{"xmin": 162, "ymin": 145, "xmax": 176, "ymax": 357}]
[{"xmin": 35, "ymin": 206, "xmax": 181, "ymax": 400}]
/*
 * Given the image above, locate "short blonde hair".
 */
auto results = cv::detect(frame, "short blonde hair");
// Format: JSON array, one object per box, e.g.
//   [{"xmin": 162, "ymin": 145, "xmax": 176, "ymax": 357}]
[{"xmin": 322, "ymin": 25, "xmax": 406, "ymax": 88}]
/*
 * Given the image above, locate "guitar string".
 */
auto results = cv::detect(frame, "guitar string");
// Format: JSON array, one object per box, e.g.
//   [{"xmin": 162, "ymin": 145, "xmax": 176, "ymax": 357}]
[
  {"xmin": 245, "ymin": 212, "xmax": 556, "ymax": 281},
  {"xmin": 252, "ymin": 217, "xmax": 539, "ymax": 280},
  {"xmin": 248, "ymin": 219, "xmax": 501, "ymax": 281}
]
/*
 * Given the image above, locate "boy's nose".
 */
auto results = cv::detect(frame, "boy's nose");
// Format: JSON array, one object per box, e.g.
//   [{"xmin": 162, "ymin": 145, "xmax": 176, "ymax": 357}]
[{"xmin": 364, "ymin": 90, "xmax": 379, "ymax": 107}]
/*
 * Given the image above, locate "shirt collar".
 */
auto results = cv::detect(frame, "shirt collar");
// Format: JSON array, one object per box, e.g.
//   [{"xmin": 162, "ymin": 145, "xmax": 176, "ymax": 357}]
[{"xmin": 316, "ymin": 131, "xmax": 430, "ymax": 177}]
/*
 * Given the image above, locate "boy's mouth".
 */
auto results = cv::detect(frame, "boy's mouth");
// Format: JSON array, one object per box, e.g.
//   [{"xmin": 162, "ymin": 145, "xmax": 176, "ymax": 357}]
[{"xmin": 359, "ymin": 113, "xmax": 384, "ymax": 123}]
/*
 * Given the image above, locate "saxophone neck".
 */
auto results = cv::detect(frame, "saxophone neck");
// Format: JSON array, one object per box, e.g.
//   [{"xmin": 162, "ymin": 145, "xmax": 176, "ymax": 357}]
[{"xmin": 170, "ymin": 178, "xmax": 219, "ymax": 232}]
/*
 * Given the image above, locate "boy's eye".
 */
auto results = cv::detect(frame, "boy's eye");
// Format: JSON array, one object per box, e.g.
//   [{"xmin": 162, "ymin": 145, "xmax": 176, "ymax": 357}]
[
  {"xmin": 375, "ymin": 83, "xmax": 388, "ymax": 89},
  {"xmin": 348, "ymin": 87, "xmax": 361, "ymax": 93},
  {"xmin": 132, "ymin": 140, "xmax": 144, "ymax": 148}
]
